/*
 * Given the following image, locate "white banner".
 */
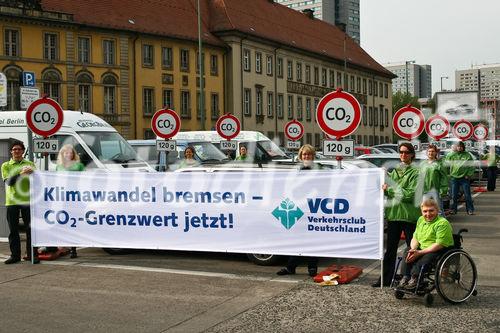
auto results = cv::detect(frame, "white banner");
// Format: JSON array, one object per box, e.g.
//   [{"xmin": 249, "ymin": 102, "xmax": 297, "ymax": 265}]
[{"xmin": 31, "ymin": 169, "xmax": 384, "ymax": 260}]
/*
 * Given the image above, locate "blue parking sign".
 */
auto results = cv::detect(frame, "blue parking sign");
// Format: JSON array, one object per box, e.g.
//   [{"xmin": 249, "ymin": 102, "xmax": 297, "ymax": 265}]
[{"xmin": 22, "ymin": 71, "xmax": 36, "ymax": 87}]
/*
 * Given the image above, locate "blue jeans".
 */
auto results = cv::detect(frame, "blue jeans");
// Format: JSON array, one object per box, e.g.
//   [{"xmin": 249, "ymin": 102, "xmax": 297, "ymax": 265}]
[{"xmin": 451, "ymin": 177, "xmax": 474, "ymax": 213}]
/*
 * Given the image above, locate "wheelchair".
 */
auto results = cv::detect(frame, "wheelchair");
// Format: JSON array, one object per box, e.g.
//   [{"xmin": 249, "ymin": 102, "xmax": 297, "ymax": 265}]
[{"xmin": 391, "ymin": 229, "xmax": 478, "ymax": 307}]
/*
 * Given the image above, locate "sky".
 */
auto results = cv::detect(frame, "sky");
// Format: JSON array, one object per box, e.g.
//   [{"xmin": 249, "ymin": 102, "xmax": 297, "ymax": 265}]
[{"xmin": 360, "ymin": 0, "xmax": 500, "ymax": 95}]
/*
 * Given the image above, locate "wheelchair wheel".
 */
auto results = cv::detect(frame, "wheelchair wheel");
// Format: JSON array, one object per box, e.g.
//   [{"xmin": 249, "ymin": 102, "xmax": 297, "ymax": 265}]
[{"xmin": 435, "ymin": 250, "xmax": 477, "ymax": 304}]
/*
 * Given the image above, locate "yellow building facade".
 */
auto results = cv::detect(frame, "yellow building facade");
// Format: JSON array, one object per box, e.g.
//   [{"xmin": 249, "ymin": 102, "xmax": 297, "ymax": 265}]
[{"xmin": 0, "ymin": 4, "xmax": 225, "ymax": 139}]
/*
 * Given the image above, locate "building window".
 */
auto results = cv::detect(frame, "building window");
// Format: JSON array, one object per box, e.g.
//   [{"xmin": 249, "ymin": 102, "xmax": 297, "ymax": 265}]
[
  {"xmin": 196, "ymin": 52, "xmax": 205, "ymax": 74},
  {"xmin": 255, "ymin": 52, "xmax": 262, "ymax": 74},
  {"xmin": 357, "ymin": 77, "xmax": 361, "ymax": 93},
  {"xmin": 196, "ymin": 92, "xmax": 205, "ymax": 119},
  {"xmin": 296, "ymin": 62, "xmax": 302, "ymax": 82},
  {"xmin": 379, "ymin": 82, "xmax": 383, "ymax": 97},
  {"xmin": 144, "ymin": 129, "xmax": 155, "ymax": 140},
  {"xmin": 103, "ymin": 74, "xmax": 117, "ymax": 114},
  {"xmin": 344, "ymin": 74, "xmax": 349, "ymax": 90},
  {"xmin": 243, "ymin": 49, "xmax": 251, "ymax": 72},
  {"xmin": 210, "ymin": 54, "xmax": 218, "ymax": 76},
  {"xmin": 329, "ymin": 70, "xmax": 335, "ymax": 88},
  {"xmin": 256, "ymin": 89, "xmax": 263, "ymax": 115},
  {"xmin": 142, "ymin": 44, "xmax": 154, "ymax": 67},
  {"xmin": 244, "ymin": 88, "xmax": 251, "ymax": 116},
  {"xmin": 368, "ymin": 106, "xmax": 373, "ymax": 126},
  {"xmin": 287, "ymin": 95, "xmax": 294, "ymax": 119},
  {"xmin": 180, "ymin": 49, "xmax": 189, "ymax": 71},
  {"xmin": 321, "ymin": 68, "xmax": 327, "ymax": 86},
  {"xmin": 350, "ymin": 75, "xmax": 355, "ymax": 92},
  {"xmin": 4, "ymin": 29, "xmax": 20, "ymax": 57},
  {"xmin": 305, "ymin": 65, "xmax": 311, "ymax": 83},
  {"xmin": 337, "ymin": 72, "xmax": 342, "ymax": 87},
  {"xmin": 306, "ymin": 133, "xmax": 312, "ymax": 145},
  {"xmin": 363, "ymin": 78, "xmax": 367, "ymax": 94},
  {"xmin": 314, "ymin": 67, "xmax": 319, "ymax": 85},
  {"xmin": 374, "ymin": 81, "xmax": 378, "ymax": 96},
  {"xmin": 362, "ymin": 105, "xmax": 367, "ymax": 126},
  {"xmin": 77, "ymin": 37, "xmax": 91, "ymax": 63},
  {"xmin": 314, "ymin": 98, "xmax": 319, "ymax": 119},
  {"xmin": 211, "ymin": 93, "xmax": 219, "ymax": 119},
  {"xmin": 267, "ymin": 92, "xmax": 274, "ymax": 117},
  {"xmin": 385, "ymin": 107, "xmax": 389, "ymax": 127},
  {"xmin": 306, "ymin": 98, "xmax": 311, "ymax": 121},
  {"xmin": 277, "ymin": 57, "xmax": 283, "ymax": 78},
  {"xmin": 277, "ymin": 93, "xmax": 284, "ymax": 119},
  {"xmin": 143, "ymin": 88, "xmax": 155, "ymax": 116},
  {"xmin": 181, "ymin": 90, "xmax": 190, "ymax": 118},
  {"xmin": 5, "ymin": 67, "xmax": 20, "ymax": 110},
  {"xmin": 103, "ymin": 39, "xmax": 115, "ymax": 65},
  {"xmin": 42, "ymin": 70, "xmax": 61, "ymax": 103},
  {"xmin": 77, "ymin": 73, "xmax": 92, "ymax": 113},
  {"xmin": 369, "ymin": 80, "xmax": 373, "ymax": 95},
  {"xmin": 43, "ymin": 32, "xmax": 58, "ymax": 60},
  {"xmin": 374, "ymin": 107, "xmax": 378, "ymax": 126},
  {"xmin": 162, "ymin": 47, "xmax": 173, "ymax": 69},
  {"xmin": 266, "ymin": 55, "xmax": 273, "ymax": 76},
  {"xmin": 384, "ymin": 83, "xmax": 388, "ymax": 98},
  {"xmin": 162, "ymin": 89, "xmax": 173, "ymax": 109},
  {"xmin": 287, "ymin": 60, "xmax": 293, "ymax": 80},
  {"xmin": 297, "ymin": 97, "xmax": 303, "ymax": 120}
]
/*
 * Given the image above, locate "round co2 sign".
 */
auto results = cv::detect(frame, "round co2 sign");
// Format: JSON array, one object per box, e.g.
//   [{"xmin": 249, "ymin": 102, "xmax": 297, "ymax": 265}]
[
  {"xmin": 151, "ymin": 108, "xmax": 181, "ymax": 139},
  {"xmin": 316, "ymin": 89, "xmax": 361, "ymax": 139},
  {"xmin": 216, "ymin": 114, "xmax": 241, "ymax": 140},
  {"xmin": 284, "ymin": 120, "xmax": 304, "ymax": 141},
  {"xmin": 425, "ymin": 114, "xmax": 450, "ymax": 141},
  {"xmin": 473, "ymin": 124, "xmax": 488, "ymax": 141},
  {"xmin": 26, "ymin": 97, "xmax": 64, "ymax": 137},
  {"xmin": 393, "ymin": 105, "xmax": 425, "ymax": 140},
  {"xmin": 452, "ymin": 120, "xmax": 473, "ymax": 141}
]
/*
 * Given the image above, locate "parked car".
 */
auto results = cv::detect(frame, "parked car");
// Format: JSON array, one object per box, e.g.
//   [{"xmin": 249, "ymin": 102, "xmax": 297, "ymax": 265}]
[
  {"xmin": 354, "ymin": 146, "xmax": 384, "ymax": 157},
  {"xmin": 445, "ymin": 104, "xmax": 475, "ymax": 115},
  {"xmin": 372, "ymin": 143, "xmax": 399, "ymax": 153}
]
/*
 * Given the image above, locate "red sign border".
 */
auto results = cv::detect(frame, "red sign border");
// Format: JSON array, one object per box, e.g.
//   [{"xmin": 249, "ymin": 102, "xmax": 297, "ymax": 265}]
[
  {"xmin": 315, "ymin": 89, "xmax": 361, "ymax": 139},
  {"xmin": 284, "ymin": 119, "xmax": 304, "ymax": 141},
  {"xmin": 392, "ymin": 106, "xmax": 425, "ymax": 140},
  {"xmin": 25, "ymin": 97, "xmax": 64, "ymax": 137},
  {"xmin": 472, "ymin": 124, "xmax": 488, "ymax": 141},
  {"xmin": 151, "ymin": 108, "xmax": 181, "ymax": 140},
  {"xmin": 425, "ymin": 114, "xmax": 450, "ymax": 141},
  {"xmin": 452, "ymin": 119, "xmax": 474, "ymax": 141},
  {"xmin": 216, "ymin": 113, "xmax": 241, "ymax": 140}
]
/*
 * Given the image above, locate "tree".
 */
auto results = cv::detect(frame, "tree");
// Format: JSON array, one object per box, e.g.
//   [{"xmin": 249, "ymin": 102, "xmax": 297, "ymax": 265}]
[{"xmin": 392, "ymin": 91, "xmax": 420, "ymax": 112}]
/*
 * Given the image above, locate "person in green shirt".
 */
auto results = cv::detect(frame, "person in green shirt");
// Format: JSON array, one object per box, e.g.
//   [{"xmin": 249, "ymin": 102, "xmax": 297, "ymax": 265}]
[
  {"xmin": 482, "ymin": 146, "xmax": 499, "ymax": 191},
  {"xmin": 1, "ymin": 140, "xmax": 38, "ymax": 264},
  {"xmin": 444, "ymin": 141, "xmax": 475, "ymax": 215},
  {"xmin": 235, "ymin": 144, "xmax": 249, "ymax": 161},
  {"xmin": 372, "ymin": 142, "xmax": 420, "ymax": 287},
  {"xmin": 398, "ymin": 198, "xmax": 454, "ymax": 290},
  {"xmin": 419, "ymin": 144, "xmax": 448, "ymax": 216},
  {"xmin": 56, "ymin": 144, "xmax": 85, "ymax": 258}
]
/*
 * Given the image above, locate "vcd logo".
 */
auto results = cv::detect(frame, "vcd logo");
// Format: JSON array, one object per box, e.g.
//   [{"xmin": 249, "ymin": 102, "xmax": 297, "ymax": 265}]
[
  {"xmin": 272, "ymin": 198, "xmax": 304, "ymax": 230},
  {"xmin": 307, "ymin": 198, "xmax": 349, "ymax": 214}
]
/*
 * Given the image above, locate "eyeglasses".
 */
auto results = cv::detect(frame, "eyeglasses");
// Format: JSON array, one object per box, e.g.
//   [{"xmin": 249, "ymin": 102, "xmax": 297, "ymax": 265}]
[{"xmin": 399, "ymin": 150, "xmax": 411, "ymax": 155}]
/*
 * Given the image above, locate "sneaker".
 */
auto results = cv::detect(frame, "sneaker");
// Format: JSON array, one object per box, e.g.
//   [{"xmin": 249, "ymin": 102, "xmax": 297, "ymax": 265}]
[
  {"xmin": 398, "ymin": 276, "xmax": 410, "ymax": 288},
  {"xmin": 4, "ymin": 256, "xmax": 21, "ymax": 264},
  {"xmin": 276, "ymin": 268, "xmax": 295, "ymax": 276},
  {"xmin": 405, "ymin": 276, "xmax": 418, "ymax": 290},
  {"xmin": 467, "ymin": 211, "xmax": 474, "ymax": 215}
]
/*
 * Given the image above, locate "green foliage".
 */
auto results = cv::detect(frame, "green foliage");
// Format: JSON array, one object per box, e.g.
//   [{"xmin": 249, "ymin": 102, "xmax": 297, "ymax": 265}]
[{"xmin": 392, "ymin": 91, "xmax": 420, "ymax": 112}]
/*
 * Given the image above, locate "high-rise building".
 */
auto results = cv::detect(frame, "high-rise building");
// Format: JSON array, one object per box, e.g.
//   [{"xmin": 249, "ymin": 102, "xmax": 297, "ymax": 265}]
[
  {"xmin": 456, "ymin": 64, "xmax": 500, "ymax": 100},
  {"xmin": 383, "ymin": 63, "xmax": 432, "ymax": 98},
  {"xmin": 276, "ymin": 0, "xmax": 360, "ymax": 44}
]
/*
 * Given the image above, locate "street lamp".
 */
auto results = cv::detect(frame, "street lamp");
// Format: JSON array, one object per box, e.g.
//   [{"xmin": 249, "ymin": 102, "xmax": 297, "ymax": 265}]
[
  {"xmin": 405, "ymin": 60, "xmax": 416, "ymax": 95},
  {"xmin": 440, "ymin": 76, "xmax": 449, "ymax": 91},
  {"xmin": 197, "ymin": 0, "xmax": 205, "ymax": 130}
]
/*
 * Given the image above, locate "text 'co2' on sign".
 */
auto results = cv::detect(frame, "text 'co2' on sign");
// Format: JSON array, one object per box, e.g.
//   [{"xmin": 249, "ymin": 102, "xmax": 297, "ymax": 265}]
[
  {"xmin": 151, "ymin": 109, "xmax": 181, "ymax": 140},
  {"xmin": 216, "ymin": 114, "xmax": 241, "ymax": 140},
  {"xmin": 26, "ymin": 97, "xmax": 64, "ymax": 137},
  {"xmin": 452, "ymin": 120, "xmax": 473, "ymax": 141},
  {"xmin": 316, "ymin": 89, "xmax": 361, "ymax": 139},
  {"xmin": 393, "ymin": 105, "xmax": 425, "ymax": 140},
  {"xmin": 425, "ymin": 114, "xmax": 450, "ymax": 141}
]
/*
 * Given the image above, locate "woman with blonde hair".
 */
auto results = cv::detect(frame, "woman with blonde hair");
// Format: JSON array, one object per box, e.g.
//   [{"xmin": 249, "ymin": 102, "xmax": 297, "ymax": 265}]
[
  {"xmin": 56, "ymin": 144, "xmax": 85, "ymax": 171},
  {"xmin": 56, "ymin": 144, "xmax": 84, "ymax": 258}
]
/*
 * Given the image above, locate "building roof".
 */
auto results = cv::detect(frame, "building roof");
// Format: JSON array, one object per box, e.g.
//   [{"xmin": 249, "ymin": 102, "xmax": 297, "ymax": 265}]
[
  {"xmin": 39, "ymin": 0, "xmax": 392, "ymax": 78},
  {"xmin": 208, "ymin": 0, "xmax": 394, "ymax": 78},
  {"xmin": 41, "ymin": 0, "xmax": 225, "ymax": 47}
]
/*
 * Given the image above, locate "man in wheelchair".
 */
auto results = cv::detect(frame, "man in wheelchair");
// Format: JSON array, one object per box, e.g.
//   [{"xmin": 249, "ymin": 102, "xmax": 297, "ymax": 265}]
[{"xmin": 398, "ymin": 198, "xmax": 454, "ymax": 290}]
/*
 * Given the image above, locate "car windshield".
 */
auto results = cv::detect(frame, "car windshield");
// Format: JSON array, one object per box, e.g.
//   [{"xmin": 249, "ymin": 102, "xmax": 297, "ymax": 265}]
[
  {"xmin": 189, "ymin": 141, "xmax": 230, "ymax": 162},
  {"xmin": 258, "ymin": 140, "xmax": 288, "ymax": 160},
  {"xmin": 78, "ymin": 131, "xmax": 139, "ymax": 164}
]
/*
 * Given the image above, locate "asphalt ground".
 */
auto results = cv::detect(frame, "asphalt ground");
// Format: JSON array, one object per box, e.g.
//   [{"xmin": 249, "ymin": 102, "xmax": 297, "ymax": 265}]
[{"xmin": 0, "ymin": 181, "xmax": 499, "ymax": 333}]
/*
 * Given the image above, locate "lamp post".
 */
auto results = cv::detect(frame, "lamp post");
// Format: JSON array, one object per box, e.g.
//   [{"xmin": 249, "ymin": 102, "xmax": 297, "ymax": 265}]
[
  {"xmin": 197, "ymin": 0, "xmax": 205, "ymax": 130},
  {"xmin": 440, "ymin": 76, "xmax": 449, "ymax": 91},
  {"xmin": 405, "ymin": 60, "xmax": 416, "ymax": 95}
]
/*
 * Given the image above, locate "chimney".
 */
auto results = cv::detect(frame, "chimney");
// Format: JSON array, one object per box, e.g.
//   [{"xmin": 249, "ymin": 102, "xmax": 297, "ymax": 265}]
[
  {"xmin": 336, "ymin": 22, "xmax": 346, "ymax": 32},
  {"xmin": 303, "ymin": 8, "xmax": 314, "ymax": 19}
]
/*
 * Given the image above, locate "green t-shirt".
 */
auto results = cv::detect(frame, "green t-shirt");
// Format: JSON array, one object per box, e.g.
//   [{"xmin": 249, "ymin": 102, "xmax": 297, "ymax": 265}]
[
  {"xmin": 413, "ymin": 215, "xmax": 454, "ymax": 250},
  {"xmin": 1, "ymin": 158, "xmax": 36, "ymax": 206},
  {"xmin": 56, "ymin": 162, "xmax": 85, "ymax": 171}
]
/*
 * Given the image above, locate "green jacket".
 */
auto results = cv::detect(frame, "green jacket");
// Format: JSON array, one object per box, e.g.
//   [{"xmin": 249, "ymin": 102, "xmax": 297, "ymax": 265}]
[
  {"xmin": 481, "ymin": 152, "xmax": 500, "ymax": 167},
  {"xmin": 444, "ymin": 151, "xmax": 475, "ymax": 179},
  {"xmin": 1, "ymin": 158, "xmax": 36, "ymax": 206},
  {"xmin": 419, "ymin": 159, "xmax": 449, "ymax": 197},
  {"xmin": 56, "ymin": 162, "xmax": 85, "ymax": 171},
  {"xmin": 384, "ymin": 163, "xmax": 421, "ymax": 223}
]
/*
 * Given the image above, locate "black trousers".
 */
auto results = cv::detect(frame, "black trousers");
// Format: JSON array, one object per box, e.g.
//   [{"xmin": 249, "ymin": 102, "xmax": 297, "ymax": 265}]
[
  {"xmin": 286, "ymin": 256, "xmax": 318, "ymax": 271},
  {"xmin": 6, "ymin": 205, "xmax": 32, "ymax": 258},
  {"xmin": 400, "ymin": 247, "xmax": 450, "ymax": 277},
  {"xmin": 486, "ymin": 166, "xmax": 498, "ymax": 191},
  {"xmin": 382, "ymin": 221, "xmax": 416, "ymax": 284}
]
